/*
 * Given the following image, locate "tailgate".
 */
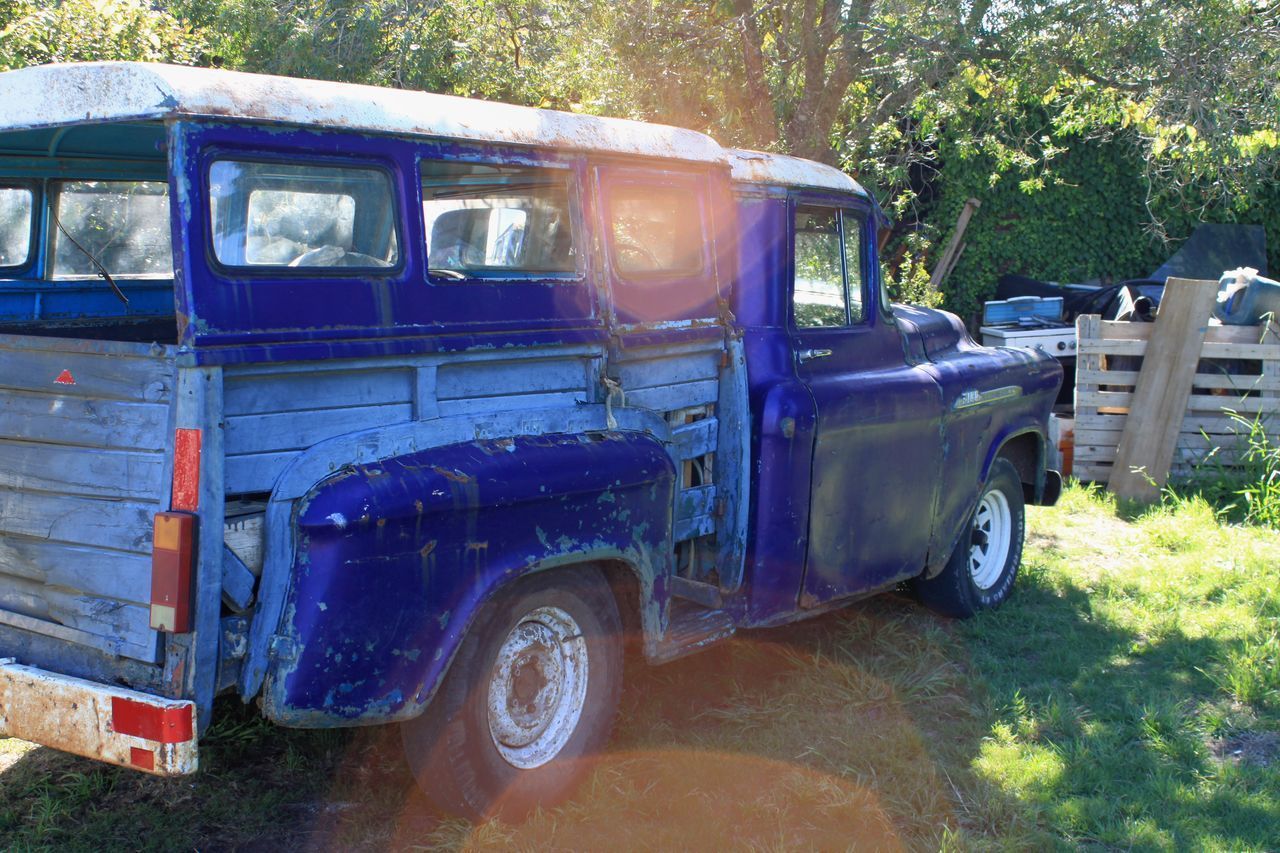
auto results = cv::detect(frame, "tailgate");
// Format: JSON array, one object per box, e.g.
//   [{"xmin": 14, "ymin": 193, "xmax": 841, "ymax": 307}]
[{"xmin": 0, "ymin": 333, "xmax": 175, "ymax": 663}]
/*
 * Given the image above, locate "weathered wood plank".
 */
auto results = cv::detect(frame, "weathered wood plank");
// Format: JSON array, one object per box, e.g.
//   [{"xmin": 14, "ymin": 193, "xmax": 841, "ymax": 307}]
[
  {"xmin": 1099, "ymin": 320, "xmax": 1280, "ymax": 345},
  {"xmin": 0, "ymin": 440, "xmax": 163, "ymax": 500},
  {"xmin": 1076, "ymin": 390, "xmax": 1279, "ymax": 415},
  {"xmin": 0, "ymin": 536, "xmax": 151, "ymax": 603},
  {"xmin": 0, "ymin": 390, "xmax": 169, "ymax": 451},
  {"xmin": 0, "ymin": 487, "xmax": 155, "ymax": 553},
  {"xmin": 222, "ymin": 545, "xmax": 255, "ymax": 611},
  {"xmin": 1075, "ymin": 444, "xmax": 1244, "ymax": 466},
  {"xmin": 618, "ymin": 351, "xmax": 720, "ymax": 389},
  {"xmin": 1110, "ymin": 278, "xmax": 1222, "ymax": 499},
  {"xmin": 1075, "ymin": 412, "xmax": 1270, "ymax": 436},
  {"xmin": 1075, "ymin": 315, "xmax": 1102, "ymax": 420},
  {"xmin": 0, "ymin": 572, "xmax": 153, "ymax": 639},
  {"xmin": 671, "ymin": 418, "xmax": 718, "ymax": 460},
  {"xmin": 437, "ymin": 358, "xmax": 587, "ymax": 400},
  {"xmin": 675, "ymin": 484, "xmax": 717, "ymax": 522},
  {"xmin": 224, "ymin": 451, "xmax": 294, "ymax": 495},
  {"xmin": 436, "ymin": 391, "xmax": 585, "ymax": 418},
  {"xmin": 224, "ymin": 369, "xmax": 413, "ymax": 416},
  {"xmin": 0, "ymin": 605, "xmax": 157, "ymax": 662},
  {"xmin": 0, "ymin": 332, "xmax": 174, "ymax": 359},
  {"xmin": 627, "ymin": 380, "xmax": 719, "ymax": 413},
  {"xmin": 224, "ymin": 402, "xmax": 413, "ymax": 455},
  {"xmin": 0, "ymin": 346, "xmax": 173, "ymax": 402},
  {"xmin": 1079, "ymin": 339, "xmax": 1279, "ymax": 360},
  {"xmin": 1074, "ymin": 427, "xmax": 1253, "ymax": 449},
  {"xmin": 1076, "ymin": 369, "xmax": 1280, "ymax": 392}
]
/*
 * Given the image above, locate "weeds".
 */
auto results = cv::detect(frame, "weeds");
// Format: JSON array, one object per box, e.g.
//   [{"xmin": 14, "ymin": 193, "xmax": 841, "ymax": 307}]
[
  {"xmin": 1177, "ymin": 409, "xmax": 1280, "ymax": 528},
  {"xmin": 1, "ymin": 484, "xmax": 1278, "ymax": 850}
]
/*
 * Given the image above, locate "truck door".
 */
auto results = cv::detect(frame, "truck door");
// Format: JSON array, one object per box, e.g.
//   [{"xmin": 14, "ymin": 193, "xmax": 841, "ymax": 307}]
[{"xmin": 789, "ymin": 200, "xmax": 944, "ymax": 606}]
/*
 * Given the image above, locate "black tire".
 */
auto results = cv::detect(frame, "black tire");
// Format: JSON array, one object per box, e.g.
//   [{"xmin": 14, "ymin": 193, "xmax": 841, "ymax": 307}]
[
  {"xmin": 913, "ymin": 456, "xmax": 1025, "ymax": 619},
  {"xmin": 401, "ymin": 567, "xmax": 622, "ymax": 820}
]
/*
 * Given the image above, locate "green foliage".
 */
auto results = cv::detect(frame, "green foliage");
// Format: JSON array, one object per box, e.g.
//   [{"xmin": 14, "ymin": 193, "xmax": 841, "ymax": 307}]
[
  {"xmin": 882, "ymin": 229, "xmax": 942, "ymax": 307},
  {"xmin": 932, "ymin": 130, "xmax": 1161, "ymax": 320},
  {"xmin": 932, "ymin": 123, "xmax": 1280, "ymax": 321},
  {"xmin": 0, "ymin": 0, "xmax": 204, "ymax": 71}
]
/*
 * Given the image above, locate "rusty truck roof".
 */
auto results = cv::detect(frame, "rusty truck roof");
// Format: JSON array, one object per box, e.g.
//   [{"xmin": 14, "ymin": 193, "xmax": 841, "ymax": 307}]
[
  {"xmin": 0, "ymin": 62, "xmax": 868, "ymax": 194},
  {"xmin": 0, "ymin": 62, "xmax": 725, "ymax": 164},
  {"xmin": 727, "ymin": 149, "xmax": 868, "ymax": 197}
]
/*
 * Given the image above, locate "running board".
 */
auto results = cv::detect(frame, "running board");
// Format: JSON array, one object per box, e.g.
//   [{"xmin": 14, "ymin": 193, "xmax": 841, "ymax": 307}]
[
  {"xmin": 669, "ymin": 575, "xmax": 723, "ymax": 609},
  {"xmin": 652, "ymin": 599, "xmax": 735, "ymax": 663}
]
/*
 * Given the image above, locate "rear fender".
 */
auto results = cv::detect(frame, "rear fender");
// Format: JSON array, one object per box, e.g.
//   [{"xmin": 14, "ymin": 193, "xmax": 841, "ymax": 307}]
[
  {"xmin": 260, "ymin": 428, "xmax": 675, "ymax": 727},
  {"xmin": 237, "ymin": 405, "xmax": 668, "ymax": 703}
]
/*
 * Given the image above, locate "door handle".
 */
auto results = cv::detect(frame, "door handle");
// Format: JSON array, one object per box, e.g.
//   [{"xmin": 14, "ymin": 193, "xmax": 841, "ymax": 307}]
[{"xmin": 797, "ymin": 348, "xmax": 833, "ymax": 363}]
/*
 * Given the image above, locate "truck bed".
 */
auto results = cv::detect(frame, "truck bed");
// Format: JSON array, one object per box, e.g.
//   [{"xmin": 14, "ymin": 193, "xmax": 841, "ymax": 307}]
[{"xmin": 0, "ymin": 332, "xmax": 176, "ymax": 665}]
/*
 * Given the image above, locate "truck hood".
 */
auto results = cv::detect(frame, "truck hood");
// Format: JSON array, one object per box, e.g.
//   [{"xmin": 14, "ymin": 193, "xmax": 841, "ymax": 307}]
[{"xmin": 891, "ymin": 304, "xmax": 982, "ymax": 360}]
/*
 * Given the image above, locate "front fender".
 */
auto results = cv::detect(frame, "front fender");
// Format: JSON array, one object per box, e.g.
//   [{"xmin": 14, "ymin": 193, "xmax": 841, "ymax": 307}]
[{"xmin": 260, "ymin": 430, "xmax": 675, "ymax": 727}]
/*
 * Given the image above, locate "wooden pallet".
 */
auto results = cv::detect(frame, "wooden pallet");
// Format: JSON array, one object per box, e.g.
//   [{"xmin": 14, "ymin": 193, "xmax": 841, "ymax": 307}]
[{"xmin": 1073, "ymin": 314, "xmax": 1280, "ymax": 484}]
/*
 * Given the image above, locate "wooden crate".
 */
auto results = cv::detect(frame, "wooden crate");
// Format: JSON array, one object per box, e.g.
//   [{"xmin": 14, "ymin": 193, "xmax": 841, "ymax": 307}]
[{"xmin": 1073, "ymin": 314, "xmax": 1280, "ymax": 484}]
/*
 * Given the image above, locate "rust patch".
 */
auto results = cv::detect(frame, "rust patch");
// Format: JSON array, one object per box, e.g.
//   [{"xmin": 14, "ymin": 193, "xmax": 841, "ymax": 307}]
[{"xmin": 431, "ymin": 465, "xmax": 474, "ymax": 484}]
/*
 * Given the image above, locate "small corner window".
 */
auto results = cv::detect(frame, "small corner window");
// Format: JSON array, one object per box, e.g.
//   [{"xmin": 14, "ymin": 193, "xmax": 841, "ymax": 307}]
[
  {"xmin": 421, "ymin": 160, "xmax": 576, "ymax": 279},
  {"xmin": 0, "ymin": 187, "xmax": 33, "ymax": 268},
  {"xmin": 209, "ymin": 160, "xmax": 399, "ymax": 270},
  {"xmin": 843, "ymin": 212, "xmax": 866, "ymax": 323},
  {"xmin": 51, "ymin": 181, "xmax": 173, "ymax": 279},
  {"xmin": 793, "ymin": 206, "xmax": 847, "ymax": 327},
  {"xmin": 608, "ymin": 184, "xmax": 705, "ymax": 276}
]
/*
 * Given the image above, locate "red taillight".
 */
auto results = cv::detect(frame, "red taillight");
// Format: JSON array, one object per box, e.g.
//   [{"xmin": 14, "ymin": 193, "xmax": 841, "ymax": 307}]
[{"xmin": 150, "ymin": 512, "xmax": 196, "ymax": 633}]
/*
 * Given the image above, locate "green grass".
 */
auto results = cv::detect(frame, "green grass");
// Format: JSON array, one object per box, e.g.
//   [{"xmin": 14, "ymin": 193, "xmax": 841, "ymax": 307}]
[{"xmin": 2, "ymin": 483, "xmax": 1278, "ymax": 850}]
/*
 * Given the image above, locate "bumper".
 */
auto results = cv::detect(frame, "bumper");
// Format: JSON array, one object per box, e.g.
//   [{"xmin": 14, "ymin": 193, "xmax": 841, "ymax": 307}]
[{"xmin": 0, "ymin": 660, "xmax": 197, "ymax": 775}]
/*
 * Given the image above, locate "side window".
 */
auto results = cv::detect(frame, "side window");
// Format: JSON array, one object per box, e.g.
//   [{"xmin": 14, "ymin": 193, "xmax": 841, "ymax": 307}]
[
  {"xmin": 792, "ymin": 204, "xmax": 868, "ymax": 328},
  {"xmin": 51, "ymin": 181, "xmax": 172, "ymax": 279},
  {"xmin": 209, "ymin": 160, "xmax": 399, "ymax": 270},
  {"xmin": 421, "ymin": 161, "xmax": 576, "ymax": 278},
  {"xmin": 608, "ymin": 184, "xmax": 705, "ymax": 276},
  {"xmin": 793, "ymin": 205, "xmax": 847, "ymax": 327},
  {"xmin": 0, "ymin": 187, "xmax": 33, "ymax": 268},
  {"xmin": 843, "ymin": 211, "xmax": 866, "ymax": 323}
]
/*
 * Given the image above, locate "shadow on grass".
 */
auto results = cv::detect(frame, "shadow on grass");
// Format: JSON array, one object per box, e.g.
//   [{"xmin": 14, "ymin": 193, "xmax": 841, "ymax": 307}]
[{"xmin": 2, "ymin": 567, "xmax": 1275, "ymax": 850}]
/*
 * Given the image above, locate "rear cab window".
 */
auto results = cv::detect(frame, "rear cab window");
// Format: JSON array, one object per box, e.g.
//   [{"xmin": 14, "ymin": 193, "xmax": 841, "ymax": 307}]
[
  {"xmin": 608, "ymin": 184, "xmax": 705, "ymax": 277},
  {"xmin": 208, "ymin": 160, "xmax": 399, "ymax": 270},
  {"xmin": 600, "ymin": 167, "xmax": 721, "ymax": 325},
  {"xmin": 0, "ymin": 186, "xmax": 33, "ymax": 268},
  {"xmin": 421, "ymin": 160, "xmax": 579, "ymax": 280},
  {"xmin": 51, "ymin": 180, "xmax": 173, "ymax": 279}
]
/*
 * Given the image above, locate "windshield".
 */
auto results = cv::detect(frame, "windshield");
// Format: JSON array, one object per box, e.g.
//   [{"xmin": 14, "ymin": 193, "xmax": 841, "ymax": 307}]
[
  {"xmin": 0, "ymin": 187, "xmax": 33, "ymax": 268},
  {"xmin": 51, "ymin": 180, "xmax": 173, "ymax": 279}
]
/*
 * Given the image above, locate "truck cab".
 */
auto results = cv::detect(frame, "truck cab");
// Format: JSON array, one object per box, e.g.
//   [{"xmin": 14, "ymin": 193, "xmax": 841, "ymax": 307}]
[{"xmin": 0, "ymin": 62, "xmax": 1060, "ymax": 819}]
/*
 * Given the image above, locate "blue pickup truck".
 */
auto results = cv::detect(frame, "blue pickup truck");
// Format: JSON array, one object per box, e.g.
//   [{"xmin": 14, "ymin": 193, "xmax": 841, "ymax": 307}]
[{"xmin": 0, "ymin": 62, "xmax": 1061, "ymax": 817}]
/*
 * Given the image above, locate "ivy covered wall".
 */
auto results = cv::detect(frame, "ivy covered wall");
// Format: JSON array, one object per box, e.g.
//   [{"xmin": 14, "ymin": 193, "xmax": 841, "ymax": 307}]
[{"xmin": 931, "ymin": 132, "xmax": 1280, "ymax": 322}]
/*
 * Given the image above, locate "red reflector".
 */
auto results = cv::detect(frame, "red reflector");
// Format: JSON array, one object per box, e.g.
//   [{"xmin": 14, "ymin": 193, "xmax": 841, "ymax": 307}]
[
  {"xmin": 111, "ymin": 697, "xmax": 194, "ymax": 744},
  {"xmin": 55, "ymin": 369, "xmax": 76, "ymax": 385},
  {"xmin": 171, "ymin": 428, "xmax": 202, "ymax": 511},
  {"xmin": 130, "ymin": 746, "xmax": 156, "ymax": 771},
  {"xmin": 150, "ymin": 512, "xmax": 196, "ymax": 633}
]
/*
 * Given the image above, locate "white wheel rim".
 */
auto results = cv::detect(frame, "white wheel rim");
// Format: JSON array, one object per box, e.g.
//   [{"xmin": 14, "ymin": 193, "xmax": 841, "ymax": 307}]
[
  {"xmin": 486, "ymin": 605, "xmax": 589, "ymax": 770},
  {"xmin": 969, "ymin": 488, "xmax": 1012, "ymax": 590}
]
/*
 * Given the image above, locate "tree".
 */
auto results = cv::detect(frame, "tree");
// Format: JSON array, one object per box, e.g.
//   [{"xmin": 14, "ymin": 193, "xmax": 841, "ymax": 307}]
[{"xmin": 0, "ymin": 0, "xmax": 204, "ymax": 71}]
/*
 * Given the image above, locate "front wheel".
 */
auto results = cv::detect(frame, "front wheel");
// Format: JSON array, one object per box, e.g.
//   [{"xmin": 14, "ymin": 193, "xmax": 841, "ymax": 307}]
[
  {"xmin": 401, "ymin": 567, "xmax": 622, "ymax": 820},
  {"xmin": 913, "ymin": 456, "xmax": 1025, "ymax": 618}
]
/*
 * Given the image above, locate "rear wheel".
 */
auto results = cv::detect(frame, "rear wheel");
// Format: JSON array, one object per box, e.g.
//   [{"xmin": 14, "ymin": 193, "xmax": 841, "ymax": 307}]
[
  {"xmin": 401, "ymin": 568, "xmax": 622, "ymax": 820},
  {"xmin": 913, "ymin": 456, "xmax": 1025, "ymax": 618}
]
